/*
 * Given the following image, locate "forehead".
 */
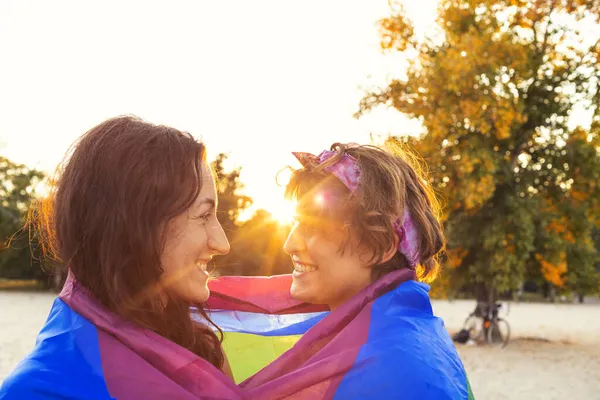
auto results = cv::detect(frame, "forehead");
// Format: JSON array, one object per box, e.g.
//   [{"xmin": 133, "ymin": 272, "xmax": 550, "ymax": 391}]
[
  {"xmin": 196, "ymin": 162, "xmax": 217, "ymax": 202},
  {"xmin": 296, "ymin": 189, "xmax": 353, "ymax": 228},
  {"xmin": 296, "ymin": 170, "xmax": 347, "ymax": 200},
  {"xmin": 200, "ymin": 163, "xmax": 214, "ymax": 185}
]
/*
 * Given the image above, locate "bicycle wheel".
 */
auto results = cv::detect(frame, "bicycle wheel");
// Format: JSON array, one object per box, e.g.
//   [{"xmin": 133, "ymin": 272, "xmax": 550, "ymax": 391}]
[
  {"xmin": 463, "ymin": 315, "xmax": 483, "ymax": 342},
  {"xmin": 486, "ymin": 318, "xmax": 510, "ymax": 348}
]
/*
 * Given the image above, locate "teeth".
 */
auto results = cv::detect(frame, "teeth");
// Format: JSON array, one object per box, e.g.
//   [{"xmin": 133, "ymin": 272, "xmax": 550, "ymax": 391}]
[
  {"xmin": 195, "ymin": 262, "xmax": 207, "ymax": 272},
  {"xmin": 294, "ymin": 262, "xmax": 318, "ymax": 273}
]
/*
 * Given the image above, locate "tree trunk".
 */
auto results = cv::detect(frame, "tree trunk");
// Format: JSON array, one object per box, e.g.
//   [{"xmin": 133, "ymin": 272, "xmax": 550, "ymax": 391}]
[
  {"xmin": 549, "ymin": 286, "xmax": 557, "ymax": 303},
  {"xmin": 474, "ymin": 282, "xmax": 497, "ymax": 304},
  {"xmin": 516, "ymin": 281, "xmax": 524, "ymax": 302}
]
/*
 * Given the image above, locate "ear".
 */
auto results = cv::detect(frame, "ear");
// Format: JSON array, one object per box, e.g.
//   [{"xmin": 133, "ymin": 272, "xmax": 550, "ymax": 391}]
[{"xmin": 381, "ymin": 231, "xmax": 400, "ymax": 264}]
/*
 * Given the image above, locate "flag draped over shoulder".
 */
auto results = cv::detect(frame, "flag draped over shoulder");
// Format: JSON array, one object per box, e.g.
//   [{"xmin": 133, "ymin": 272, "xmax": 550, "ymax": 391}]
[
  {"xmin": 208, "ymin": 269, "xmax": 475, "ymax": 399},
  {"xmin": 1, "ymin": 270, "xmax": 474, "ymax": 400},
  {"xmin": 205, "ymin": 274, "xmax": 330, "ymax": 383},
  {"xmin": 0, "ymin": 276, "xmax": 244, "ymax": 400}
]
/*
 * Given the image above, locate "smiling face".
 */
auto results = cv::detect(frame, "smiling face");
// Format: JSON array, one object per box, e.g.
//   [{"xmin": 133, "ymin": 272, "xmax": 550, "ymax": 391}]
[
  {"xmin": 159, "ymin": 162, "xmax": 230, "ymax": 304},
  {"xmin": 283, "ymin": 184, "xmax": 373, "ymax": 310}
]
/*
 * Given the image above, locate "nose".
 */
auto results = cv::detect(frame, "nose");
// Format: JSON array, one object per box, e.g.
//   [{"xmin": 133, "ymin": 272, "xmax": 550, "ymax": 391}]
[
  {"xmin": 283, "ymin": 223, "xmax": 305, "ymax": 255},
  {"xmin": 208, "ymin": 219, "xmax": 231, "ymax": 256}
]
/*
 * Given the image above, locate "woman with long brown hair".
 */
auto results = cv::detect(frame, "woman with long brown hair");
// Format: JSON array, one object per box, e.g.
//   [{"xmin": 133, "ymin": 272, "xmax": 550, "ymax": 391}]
[{"xmin": 0, "ymin": 116, "xmax": 243, "ymax": 399}]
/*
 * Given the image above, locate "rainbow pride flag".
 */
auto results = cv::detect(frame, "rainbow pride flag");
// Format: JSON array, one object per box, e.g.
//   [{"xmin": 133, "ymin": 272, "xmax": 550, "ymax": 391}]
[
  {"xmin": 206, "ymin": 274, "xmax": 330, "ymax": 382},
  {"xmin": 1, "ymin": 270, "xmax": 474, "ymax": 399},
  {"xmin": 208, "ymin": 269, "xmax": 475, "ymax": 399}
]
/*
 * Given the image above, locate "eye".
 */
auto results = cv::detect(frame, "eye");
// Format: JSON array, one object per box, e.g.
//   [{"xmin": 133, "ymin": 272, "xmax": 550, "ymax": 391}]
[
  {"xmin": 200, "ymin": 213, "xmax": 211, "ymax": 221},
  {"xmin": 193, "ymin": 211, "xmax": 213, "ymax": 223},
  {"xmin": 295, "ymin": 216, "xmax": 319, "ymax": 234}
]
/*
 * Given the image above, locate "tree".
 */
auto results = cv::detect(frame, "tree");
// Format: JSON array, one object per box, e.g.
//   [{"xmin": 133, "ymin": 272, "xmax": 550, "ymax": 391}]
[
  {"xmin": 211, "ymin": 153, "xmax": 253, "ymax": 233},
  {"xmin": 0, "ymin": 157, "xmax": 45, "ymax": 281},
  {"xmin": 210, "ymin": 154, "xmax": 293, "ymax": 277},
  {"xmin": 358, "ymin": 0, "xmax": 600, "ymax": 301},
  {"xmin": 215, "ymin": 209, "xmax": 293, "ymax": 276}
]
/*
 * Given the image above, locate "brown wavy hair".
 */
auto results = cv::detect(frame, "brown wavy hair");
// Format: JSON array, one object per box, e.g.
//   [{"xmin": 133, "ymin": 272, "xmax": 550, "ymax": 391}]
[
  {"xmin": 31, "ymin": 115, "xmax": 224, "ymax": 368},
  {"xmin": 286, "ymin": 142, "xmax": 444, "ymax": 283}
]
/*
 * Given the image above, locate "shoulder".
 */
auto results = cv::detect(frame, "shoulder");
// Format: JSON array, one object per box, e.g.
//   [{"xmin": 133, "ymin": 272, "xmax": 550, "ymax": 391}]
[
  {"xmin": 0, "ymin": 357, "xmax": 77, "ymax": 400},
  {"xmin": 0, "ymin": 347, "xmax": 114, "ymax": 400},
  {"xmin": 335, "ymin": 348, "xmax": 470, "ymax": 399},
  {"xmin": 0, "ymin": 362, "xmax": 41, "ymax": 399},
  {"xmin": 0, "ymin": 298, "xmax": 114, "ymax": 400},
  {"xmin": 337, "ymin": 280, "xmax": 470, "ymax": 398}
]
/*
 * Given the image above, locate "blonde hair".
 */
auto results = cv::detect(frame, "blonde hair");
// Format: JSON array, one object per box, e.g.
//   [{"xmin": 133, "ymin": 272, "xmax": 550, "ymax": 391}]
[{"xmin": 286, "ymin": 141, "xmax": 444, "ymax": 283}]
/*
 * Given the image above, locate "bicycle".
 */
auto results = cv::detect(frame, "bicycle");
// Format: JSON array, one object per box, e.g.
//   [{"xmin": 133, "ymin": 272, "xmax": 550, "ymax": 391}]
[{"xmin": 462, "ymin": 301, "xmax": 511, "ymax": 348}]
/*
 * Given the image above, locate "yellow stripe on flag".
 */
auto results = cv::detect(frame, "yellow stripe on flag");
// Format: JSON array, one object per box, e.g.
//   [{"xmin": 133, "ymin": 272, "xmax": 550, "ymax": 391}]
[{"xmin": 222, "ymin": 332, "xmax": 301, "ymax": 383}]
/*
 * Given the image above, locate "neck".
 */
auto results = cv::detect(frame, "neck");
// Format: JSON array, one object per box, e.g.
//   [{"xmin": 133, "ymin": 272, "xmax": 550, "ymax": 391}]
[{"xmin": 326, "ymin": 269, "xmax": 417, "ymax": 312}]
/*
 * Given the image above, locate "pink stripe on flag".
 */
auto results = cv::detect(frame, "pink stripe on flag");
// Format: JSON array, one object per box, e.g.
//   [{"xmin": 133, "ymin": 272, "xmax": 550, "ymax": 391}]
[
  {"xmin": 243, "ymin": 303, "xmax": 374, "ymax": 399},
  {"xmin": 208, "ymin": 274, "xmax": 329, "ymax": 314},
  {"xmin": 60, "ymin": 274, "xmax": 244, "ymax": 400}
]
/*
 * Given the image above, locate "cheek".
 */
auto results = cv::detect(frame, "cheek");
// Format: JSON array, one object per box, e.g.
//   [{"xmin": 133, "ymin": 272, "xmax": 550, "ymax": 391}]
[
  {"xmin": 160, "ymin": 218, "xmax": 186, "ymax": 268},
  {"xmin": 160, "ymin": 238, "xmax": 181, "ymax": 274},
  {"xmin": 186, "ymin": 224, "xmax": 209, "ymax": 255},
  {"xmin": 313, "ymin": 242, "xmax": 366, "ymax": 283},
  {"xmin": 306, "ymin": 234, "xmax": 343, "ymax": 264},
  {"xmin": 160, "ymin": 224, "xmax": 203, "ymax": 274},
  {"xmin": 304, "ymin": 236, "xmax": 326, "ymax": 263},
  {"xmin": 159, "ymin": 230, "xmax": 211, "ymax": 303},
  {"xmin": 176, "ymin": 223, "xmax": 208, "ymax": 260}
]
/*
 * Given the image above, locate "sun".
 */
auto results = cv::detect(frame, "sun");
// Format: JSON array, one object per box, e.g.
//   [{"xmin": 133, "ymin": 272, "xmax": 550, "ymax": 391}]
[{"xmin": 269, "ymin": 199, "xmax": 297, "ymax": 225}]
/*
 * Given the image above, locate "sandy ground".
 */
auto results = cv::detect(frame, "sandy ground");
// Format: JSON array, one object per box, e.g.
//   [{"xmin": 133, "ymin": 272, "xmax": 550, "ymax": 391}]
[
  {"xmin": 1, "ymin": 292, "xmax": 599, "ymax": 399},
  {"xmin": 0, "ymin": 291, "xmax": 56, "ymax": 383},
  {"xmin": 431, "ymin": 299, "xmax": 600, "ymax": 400}
]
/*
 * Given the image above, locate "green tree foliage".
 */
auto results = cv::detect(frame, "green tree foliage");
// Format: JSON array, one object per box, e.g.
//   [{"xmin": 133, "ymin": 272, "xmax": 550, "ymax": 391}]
[
  {"xmin": 211, "ymin": 153, "xmax": 252, "ymax": 233},
  {"xmin": 0, "ymin": 157, "xmax": 45, "ymax": 281},
  {"xmin": 358, "ymin": 0, "xmax": 600, "ymax": 300}
]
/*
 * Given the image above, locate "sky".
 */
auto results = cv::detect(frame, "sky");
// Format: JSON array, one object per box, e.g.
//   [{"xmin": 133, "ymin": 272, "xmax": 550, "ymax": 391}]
[{"xmin": 0, "ymin": 0, "xmax": 439, "ymax": 218}]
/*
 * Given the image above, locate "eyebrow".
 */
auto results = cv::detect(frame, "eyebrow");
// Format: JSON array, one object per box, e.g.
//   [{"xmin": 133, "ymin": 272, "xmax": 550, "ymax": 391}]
[{"xmin": 197, "ymin": 198, "xmax": 216, "ymax": 209}]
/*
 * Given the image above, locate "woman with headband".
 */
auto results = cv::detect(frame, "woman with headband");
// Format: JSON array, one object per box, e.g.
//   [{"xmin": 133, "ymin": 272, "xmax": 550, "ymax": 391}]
[{"xmin": 238, "ymin": 142, "xmax": 474, "ymax": 399}]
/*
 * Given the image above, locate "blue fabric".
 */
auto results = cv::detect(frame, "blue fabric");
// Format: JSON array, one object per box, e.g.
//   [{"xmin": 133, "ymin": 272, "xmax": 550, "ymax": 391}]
[
  {"xmin": 0, "ymin": 298, "xmax": 113, "ymax": 400},
  {"xmin": 207, "ymin": 310, "xmax": 328, "ymax": 336},
  {"xmin": 333, "ymin": 281, "xmax": 470, "ymax": 399},
  {"xmin": 1, "ymin": 281, "xmax": 471, "ymax": 399}
]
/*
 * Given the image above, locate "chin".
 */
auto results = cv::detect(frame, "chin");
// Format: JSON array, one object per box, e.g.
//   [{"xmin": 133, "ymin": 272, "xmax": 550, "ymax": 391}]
[
  {"xmin": 176, "ymin": 282, "xmax": 209, "ymax": 305},
  {"xmin": 190, "ymin": 288, "xmax": 210, "ymax": 304},
  {"xmin": 290, "ymin": 283, "xmax": 315, "ymax": 304}
]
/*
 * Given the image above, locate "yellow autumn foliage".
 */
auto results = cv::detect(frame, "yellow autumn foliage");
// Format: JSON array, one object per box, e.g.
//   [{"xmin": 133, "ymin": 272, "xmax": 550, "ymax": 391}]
[
  {"xmin": 445, "ymin": 247, "xmax": 469, "ymax": 268},
  {"xmin": 358, "ymin": 0, "xmax": 600, "ymax": 295},
  {"xmin": 535, "ymin": 253, "xmax": 568, "ymax": 287}
]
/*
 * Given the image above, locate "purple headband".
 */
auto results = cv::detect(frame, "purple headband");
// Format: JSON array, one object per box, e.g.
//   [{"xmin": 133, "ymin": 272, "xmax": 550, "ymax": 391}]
[{"xmin": 292, "ymin": 149, "xmax": 420, "ymax": 267}]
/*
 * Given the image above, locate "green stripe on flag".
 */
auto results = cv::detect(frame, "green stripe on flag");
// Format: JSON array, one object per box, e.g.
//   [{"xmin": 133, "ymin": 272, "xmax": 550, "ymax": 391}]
[
  {"xmin": 222, "ymin": 332, "xmax": 301, "ymax": 383},
  {"xmin": 467, "ymin": 376, "xmax": 476, "ymax": 400},
  {"xmin": 223, "ymin": 331, "xmax": 476, "ymax": 399}
]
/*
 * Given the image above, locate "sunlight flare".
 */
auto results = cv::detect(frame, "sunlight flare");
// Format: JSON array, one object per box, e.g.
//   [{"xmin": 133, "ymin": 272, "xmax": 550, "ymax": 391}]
[{"xmin": 269, "ymin": 199, "xmax": 297, "ymax": 225}]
